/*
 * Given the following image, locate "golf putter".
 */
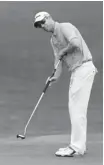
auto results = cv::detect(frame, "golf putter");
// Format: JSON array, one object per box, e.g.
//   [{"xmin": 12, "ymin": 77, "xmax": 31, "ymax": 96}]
[{"xmin": 17, "ymin": 55, "xmax": 65, "ymax": 139}]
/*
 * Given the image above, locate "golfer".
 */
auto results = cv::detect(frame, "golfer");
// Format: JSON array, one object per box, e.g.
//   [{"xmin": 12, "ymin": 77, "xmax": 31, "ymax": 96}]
[{"xmin": 34, "ymin": 11, "xmax": 97, "ymax": 157}]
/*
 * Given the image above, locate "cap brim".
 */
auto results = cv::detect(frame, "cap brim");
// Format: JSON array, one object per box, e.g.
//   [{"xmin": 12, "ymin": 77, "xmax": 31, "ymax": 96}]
[{"xmin": 34, "ymin": 15, "xmax": 44, "ymax": 23}]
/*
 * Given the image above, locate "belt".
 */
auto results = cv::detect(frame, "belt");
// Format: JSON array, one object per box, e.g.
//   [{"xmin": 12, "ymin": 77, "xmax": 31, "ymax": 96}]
[
  {"xmin": 71, "ymin": 59, "xmax": 92, "ymax": 72},
  {"xmin": 82, "ymin": 59, "xmax": 92, "ymax": 64}
]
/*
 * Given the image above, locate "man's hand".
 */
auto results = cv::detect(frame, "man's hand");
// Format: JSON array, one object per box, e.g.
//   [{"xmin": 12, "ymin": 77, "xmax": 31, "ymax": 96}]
[
  {"xmin": 58, "ymin": 50, "xmax": 68, "ymax": 61},
  {"xmin": 58, "ymin": 50, "xmax": 66, "ymax": 59},
  {"xmin": 46, "ymin": 76, "xmax": 57, "ymax": 86}
]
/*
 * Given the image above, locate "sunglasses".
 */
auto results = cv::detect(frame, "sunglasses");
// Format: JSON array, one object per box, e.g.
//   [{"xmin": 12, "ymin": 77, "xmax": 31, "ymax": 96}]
[{"xmin": 34, "ymin": 19, "xmax": 46, "ymax": 28}]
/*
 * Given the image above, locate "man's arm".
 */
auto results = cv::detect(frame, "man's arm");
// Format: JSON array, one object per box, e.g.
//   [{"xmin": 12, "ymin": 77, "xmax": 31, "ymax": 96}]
[
  {"xmin": 53, "ymin": 55, "xmax": 62, "ymax": 80},
  {"xmin": 58, "ymin": 38, "xmax": 82, "ymax": 57},
  {"xmin": 59, "ymin": 24, "xmax": 82, "ymax": 57},
  {"xmin": 50, "ymin": 39, "xmax": 63, "ymax": 81}
]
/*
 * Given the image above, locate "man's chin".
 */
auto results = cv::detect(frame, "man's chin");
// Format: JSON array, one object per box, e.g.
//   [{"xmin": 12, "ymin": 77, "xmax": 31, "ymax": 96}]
[
  {"xmin": 44, "ymin": 29, "xmax": 49, "ymax": 32},
  {"xmin": 42, "ymin": 28, "xmax": 50, "ymax": 32}
]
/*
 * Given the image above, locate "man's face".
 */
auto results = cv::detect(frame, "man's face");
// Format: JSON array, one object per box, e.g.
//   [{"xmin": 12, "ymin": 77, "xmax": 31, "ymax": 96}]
[
  {"xmin": 34, "ymin": 18, "xmax": 53, "ymax": 32},
  {"xmin": 41, "ymin": 19, "xmax": 53, "ymax": 32}
]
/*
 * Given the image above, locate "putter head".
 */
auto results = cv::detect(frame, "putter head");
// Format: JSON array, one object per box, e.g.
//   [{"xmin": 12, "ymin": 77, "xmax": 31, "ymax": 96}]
[{"xmin": 17, "ymin": 134, "xmax": 25, "ymax": 139}]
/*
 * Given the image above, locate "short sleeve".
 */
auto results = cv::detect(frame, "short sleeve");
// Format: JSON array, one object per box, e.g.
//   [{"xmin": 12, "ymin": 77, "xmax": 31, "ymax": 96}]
[{"xmin": 61, "ymin": 24, "xmax": 78, "ymax": 43}]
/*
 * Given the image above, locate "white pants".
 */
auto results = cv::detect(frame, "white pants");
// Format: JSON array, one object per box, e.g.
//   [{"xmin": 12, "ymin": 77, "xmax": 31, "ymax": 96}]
[{"xmin": 69, "ymin": 61, "xmax": 97, "ymax": 154}]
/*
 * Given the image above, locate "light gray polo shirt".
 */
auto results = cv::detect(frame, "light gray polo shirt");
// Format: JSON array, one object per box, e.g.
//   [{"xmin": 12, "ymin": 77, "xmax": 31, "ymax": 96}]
[{"xmin": 50, "ymin": 22, "xmax": 92, "ymax": 73}]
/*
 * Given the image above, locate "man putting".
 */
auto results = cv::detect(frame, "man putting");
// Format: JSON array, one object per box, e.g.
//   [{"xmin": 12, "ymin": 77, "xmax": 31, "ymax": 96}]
[{"xmin": 34, "ymin": 11, "xmax": 97, "ymax": 157}]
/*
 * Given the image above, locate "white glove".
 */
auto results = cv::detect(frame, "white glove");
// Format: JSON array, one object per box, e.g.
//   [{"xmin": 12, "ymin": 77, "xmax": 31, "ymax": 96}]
[{"xmin": 46, "ymin": 76, "xmax": 57, "ymax": 86}]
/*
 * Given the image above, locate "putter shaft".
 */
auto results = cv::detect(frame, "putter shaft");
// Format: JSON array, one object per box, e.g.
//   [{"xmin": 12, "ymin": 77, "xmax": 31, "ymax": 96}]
[{"xmin": 17, "ymin": 57, "xmax": 64, "ymax": 138}]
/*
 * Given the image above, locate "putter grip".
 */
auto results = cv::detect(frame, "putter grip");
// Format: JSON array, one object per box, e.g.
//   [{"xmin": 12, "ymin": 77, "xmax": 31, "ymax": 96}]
[
  {"xmin": 43, "ymin": 80, "xmax": 51, "ymax": 93},
  {"xmin": 43, "ymin": 55, "xmax": 65, "ymax": 94},
  {"xmin": 43, "ymin": 68, "xmax": 56, "ymax": 93}
]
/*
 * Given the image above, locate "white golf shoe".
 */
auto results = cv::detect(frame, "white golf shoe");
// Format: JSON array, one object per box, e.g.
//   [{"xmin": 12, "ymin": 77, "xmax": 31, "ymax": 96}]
[
  {"xmin": 55, "ymin": 146, "xmax": 86, "ymax": 157},
  {"xmin": 55, "ymin": 146, "xmax": 76, "ymax": 157},
  {"xmin": 58, "ymin": 146, "xmax": 70, "ymax": 151}
]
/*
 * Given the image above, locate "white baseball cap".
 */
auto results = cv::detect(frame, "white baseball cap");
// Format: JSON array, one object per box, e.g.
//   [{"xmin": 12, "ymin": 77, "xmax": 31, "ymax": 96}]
[{"xmin": 34, "ymin": 11, "xmax": 50, "ymax": 23}]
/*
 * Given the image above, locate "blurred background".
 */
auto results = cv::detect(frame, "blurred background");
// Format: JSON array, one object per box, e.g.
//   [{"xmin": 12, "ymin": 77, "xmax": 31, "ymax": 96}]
[{"xmin": 0, "ymin": 1, "xmax": 103, "ymax": 138}]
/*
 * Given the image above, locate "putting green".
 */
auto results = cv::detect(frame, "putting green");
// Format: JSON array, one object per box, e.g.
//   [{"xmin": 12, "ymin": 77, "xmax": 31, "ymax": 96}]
[{"xmin": 0, "ymin": 133, "xmax": 103, "ymax": 165}]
